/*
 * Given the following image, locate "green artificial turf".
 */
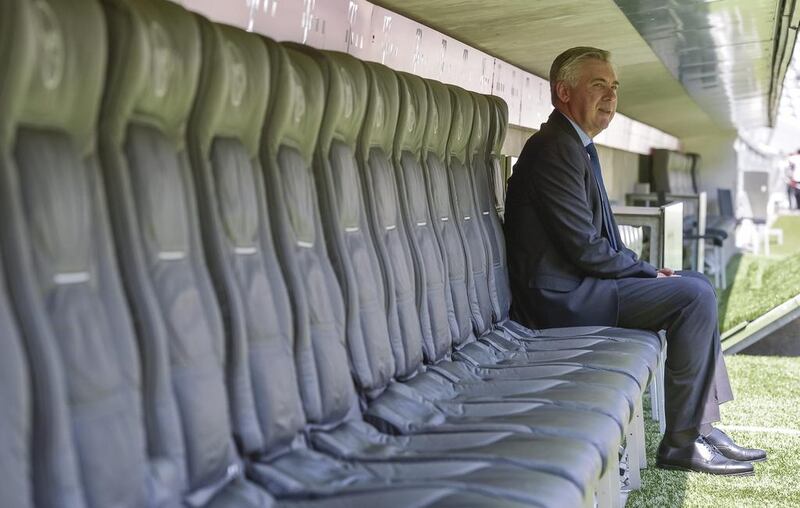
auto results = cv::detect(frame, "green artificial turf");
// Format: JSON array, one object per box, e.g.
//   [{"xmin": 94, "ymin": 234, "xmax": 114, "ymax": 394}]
[
  {"xmin": 627, "ymin": 355, "xmax": 800, "ymax": 507},
  {"xmin": 717, "ymin": 215, "xmax": 800, "ymax": 333},
  {"xmin": 770, "ymin": 215, "xmax": 800, "ymax": 258},
  {"xmin": 627, "ymin": 217, "xmax": 800, "ymax": 505}
]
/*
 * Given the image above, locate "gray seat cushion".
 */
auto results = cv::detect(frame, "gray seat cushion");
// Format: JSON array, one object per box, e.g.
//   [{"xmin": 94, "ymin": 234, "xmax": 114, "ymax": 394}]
[
  {"xmin": 0, "ymin": 261, "xmax": 33, "ymax": 508},
  {"xmin": 100, "ymin": 1, "xmax": 270, "ymax": 504},
  {"xmin": 254, "ymin": 41, "xmax": 599, "ymax": 504},
  {"xmin": 0, "ymin": 0, "xmax": 186, "ymax": 506}
]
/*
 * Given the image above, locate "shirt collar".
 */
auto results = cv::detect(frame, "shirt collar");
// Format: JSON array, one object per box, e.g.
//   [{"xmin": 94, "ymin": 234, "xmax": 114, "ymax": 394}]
[{"xmin": 559, "ymin": 110, "xmax": 592, "ymax": 147}]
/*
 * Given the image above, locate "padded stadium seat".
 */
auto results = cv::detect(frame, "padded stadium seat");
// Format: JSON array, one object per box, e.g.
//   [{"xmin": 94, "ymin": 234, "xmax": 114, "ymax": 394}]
[
  {"xmin": 251, "ymin": 40, "xmax": 594, "ymax": 506},
  {"xmin": 466, "ymin": 86, "xmax": 651, "ymax": 478},
  {"xmin": 0, "ymin": 22, "xmax": 527, "ymax": 494},
  {"xmin": 420, "ymin": 85, "xmax": 481, "ymax": 349},
  {"xmin": 98, "ymin": 0, "xmax": 276, "ymax": 505},
  {"xmin": 391, "ymin": 77, "xmax": 455, "ymax": 364},
  {"xmin": 187, "ymin": 16, "xmax": 306, "ymax": 470},
  {"xmin": 470, "ymin": 93, "xmax": 512, "ymax": 320},
  {"xmin": 0, "ymin": 263, "xmax": 33, "ymax": 508},
  {"xmin": 445, "ymin": 86, "xmax": 654, "ymax": 383},
  {"xmin": 0, "ymin": 0, "xmax": 190, "ymax": 505},
  {"xmin": 421, "ymin": 88, "xmax": 654, "ymax": 490},
  {"xmin": 0, "ymin": 0, "xmax": 643, "ymax": 505},
  {"xmin": 0, "ymin": 0, "xmax": 656, "ymax": 508},
  {"xmin": 485, "ymin": 94, "xmax": 509, "ymax": 213},
  {"xmin": 394, "ymin": 74, "xmax": 627, "ymax": 395},
  {"xmin": 184, "ymin": 16, "xmax": 588, "ymax": 507},
  {"xmin": 261, "ymin": 38, "xmax": 622, "ymax": 503},
  {"xmin": 443, "ymin": 87, "xmax": 496, "ymax": 333},
  {"xmin": 452, "ymin": 93, "xmax": 655, "ymax": 401},
  {"xmin": 490, "ymin": 93, "xmax": 659, "ymax": 422},
  {"xmin": 424, "ymin": 82, "xmax": 629, "ymax": 367},
  {"xmin": 407, "ymin": 80, "xmax": 641, "ymax": 410},
  {"xmin": 354, "ymin": 63, "xmax": 639, "ymax": 430},
  {"xmin": 285, "ymin": 490, "xmax": 540, "ymax": 508},
  {"xmin": 273, "ymin": 48, "xmax": 630, "ymax": 500}
]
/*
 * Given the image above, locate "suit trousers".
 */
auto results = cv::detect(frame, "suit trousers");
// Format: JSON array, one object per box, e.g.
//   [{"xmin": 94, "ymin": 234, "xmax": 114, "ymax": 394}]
[{"xmin": 615, "ymin": 270, "xmax": 733, "ymax": 436}]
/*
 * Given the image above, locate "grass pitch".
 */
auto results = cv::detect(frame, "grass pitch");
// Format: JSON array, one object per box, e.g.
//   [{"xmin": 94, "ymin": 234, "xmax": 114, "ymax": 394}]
[
  {"xmin": 718, "ymin": 215, "xmax": 800, "ymax": 333},
  {"xmin": 627, "ymin": 355, "xmax": 800, "ymax": 507}
]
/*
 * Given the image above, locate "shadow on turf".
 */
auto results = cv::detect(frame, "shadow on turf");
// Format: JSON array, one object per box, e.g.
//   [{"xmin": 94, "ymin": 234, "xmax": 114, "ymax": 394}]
[{"xmin": 740, "ymin": 317, "xmax": 800, "ymax": 356}]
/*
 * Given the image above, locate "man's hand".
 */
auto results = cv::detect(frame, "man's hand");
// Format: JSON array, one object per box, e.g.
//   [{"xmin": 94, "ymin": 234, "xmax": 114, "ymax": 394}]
[{"xmin": 657, "ymin": 267, "xmax": 680, "ymax": 278}]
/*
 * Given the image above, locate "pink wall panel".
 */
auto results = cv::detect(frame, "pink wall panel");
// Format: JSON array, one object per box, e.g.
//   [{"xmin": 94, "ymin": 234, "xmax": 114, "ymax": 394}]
[
  {"xmin": 344, "ymin": 0, "xmax": 374, "ymax": 59},
  {"xmin": 519, "ymin": 72, "xmax": 551, "ymax": 129},
  {"xmin": 491, "ymin": 60, "xmax": 522, "ymax": 125},
  {"xmin": 177, "ymin": 0, "xmax": 680, "ymax": 153},
  {"xmin": 179, "ymin": 0, "xmax": 253, "ymax": 28}
]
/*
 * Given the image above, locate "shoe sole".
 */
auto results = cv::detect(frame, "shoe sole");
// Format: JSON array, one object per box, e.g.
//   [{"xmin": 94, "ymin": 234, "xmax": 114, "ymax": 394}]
[{"xmin": 656, "ymin": 462, "xmax": 755, "ymax": 476}]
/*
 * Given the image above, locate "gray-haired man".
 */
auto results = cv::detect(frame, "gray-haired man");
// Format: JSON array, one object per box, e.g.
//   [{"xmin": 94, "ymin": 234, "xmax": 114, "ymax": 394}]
[{"xmin": 504, "ymin": 46, "xmax": 765, "ymax": 475}]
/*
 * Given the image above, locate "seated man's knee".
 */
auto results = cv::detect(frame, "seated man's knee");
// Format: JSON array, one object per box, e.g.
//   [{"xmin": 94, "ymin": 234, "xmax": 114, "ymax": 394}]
[
  {"xmin": 688, "ymin": 277, "xmax": 718, "ymax": 315},
  {"xmin": 677, "ymin": 270, "xmax": 715, "ymax": 290},
  {"xmin": 674, "ymin": 275, "xmax": 717, "ymax": 307}
]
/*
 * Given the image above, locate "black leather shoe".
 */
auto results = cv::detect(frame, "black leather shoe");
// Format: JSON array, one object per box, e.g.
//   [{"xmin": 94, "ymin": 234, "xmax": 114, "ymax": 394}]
[
  {"xmin": 656, "ymin": 436, "xmax": 754, "ymax": 476},
  {"xmin": 705, "ymin": 427, "xmax": 767, "ymax": 462}
]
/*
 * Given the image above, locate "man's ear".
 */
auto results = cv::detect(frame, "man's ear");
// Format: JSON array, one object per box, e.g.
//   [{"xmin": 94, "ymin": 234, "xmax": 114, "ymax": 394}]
[{"xmin": 556, "ymin": 80, "xmax": 571, "ymax": 103}]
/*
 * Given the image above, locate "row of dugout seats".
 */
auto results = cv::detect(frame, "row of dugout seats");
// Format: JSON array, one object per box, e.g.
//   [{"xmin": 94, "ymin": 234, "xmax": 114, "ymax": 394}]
[
  {"xmin": 0, "ymin": 0, "xmax": 664, "ymax": 506},
  {"xmin": 634, "ymin": 149, "xmax": 737, "ymax": 288}
]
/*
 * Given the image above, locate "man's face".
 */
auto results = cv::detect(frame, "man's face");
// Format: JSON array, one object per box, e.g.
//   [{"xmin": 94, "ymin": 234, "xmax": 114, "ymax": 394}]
[{"xmin": 557, "ymin": 58, "xmax": 618, "ymax": 137}]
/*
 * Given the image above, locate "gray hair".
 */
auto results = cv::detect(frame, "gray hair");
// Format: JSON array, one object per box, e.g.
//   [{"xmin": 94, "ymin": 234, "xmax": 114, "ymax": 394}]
[{"xmin": 549, "ymin": 47, "xmax": 612, "ymax": 104}]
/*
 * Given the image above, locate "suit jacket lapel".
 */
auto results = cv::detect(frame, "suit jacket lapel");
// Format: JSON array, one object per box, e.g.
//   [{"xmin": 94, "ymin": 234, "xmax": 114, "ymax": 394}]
[
  {"xmin": 545, "ymin": 110, "xmax": 605, "ymax": 235},
  {"xmin": 547, "ymin": 110, "xmax": 595, "ymax": 183}
]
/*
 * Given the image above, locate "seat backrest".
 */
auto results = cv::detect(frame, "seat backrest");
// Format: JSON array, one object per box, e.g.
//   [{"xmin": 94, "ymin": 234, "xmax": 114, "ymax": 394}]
[
  {"xmin": 1, "ymin": 0, "xmax": 181, "ymax": 505},
  {"xmin": 422, "ymin": 80, "xmax": 478, "ymax": 347},
  {"xmin": 188, "ymin": 19, "xmax": 306, "ymax": 456},
  {"xmin": 100, "ymin": 0, "xmax": 241, "ymax": 495},
  {"xmin": 446, "ymin": 85, "xmax": 494, "ymax": 334},
  {"xmin": 299, "ymin": 48, "xmax": 398, "ymax": 393},
  {"xmin": 357, "ymin": 61, "xmax": 426, "ymax": 379},
  {"xmin": 718, "ymin": 188, "xmax": 735, "ymax": 218},
  {"xmin": 487, "ymin": 95, "xmax": 510, "ymax": 211},
  {"xmin": 469, "ymin": 92, "xmax": 511, "ymax": 322},
  {"xmin": 394, "ymin": 72, "xmax": 454, "ymax": 363},
  {"xmin": 651, "ymin": 148, "xmax": 697, "ymax": 195},
  {"xmin": 0, "ymin": 259, "xmax": 33, "ymax": 508},
  {"xmin": 259, "ymin": 42, "xmax": 359, "ymax": 425}
]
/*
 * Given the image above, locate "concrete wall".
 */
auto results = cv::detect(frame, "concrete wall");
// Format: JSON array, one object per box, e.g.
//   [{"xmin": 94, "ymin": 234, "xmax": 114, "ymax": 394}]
[{"xmin": 598, "ymin": 144, "xmax": 644, "ymax": 205}]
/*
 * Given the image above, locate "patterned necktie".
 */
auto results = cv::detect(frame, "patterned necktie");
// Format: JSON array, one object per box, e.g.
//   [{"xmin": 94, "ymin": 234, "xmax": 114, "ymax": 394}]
[{"xmin": 585, "ymin": 142, "xmax": 620, "ymax": 251}]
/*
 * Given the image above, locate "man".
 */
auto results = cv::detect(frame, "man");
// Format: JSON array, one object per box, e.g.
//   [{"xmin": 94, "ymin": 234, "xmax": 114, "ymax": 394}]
[
  {"xmin": 788, "ymin": 149, "xmax": 800, "ymax": 210},
  {"xmin": 504, "ymin": 46, "xmax": 766, "ymax": 475}
]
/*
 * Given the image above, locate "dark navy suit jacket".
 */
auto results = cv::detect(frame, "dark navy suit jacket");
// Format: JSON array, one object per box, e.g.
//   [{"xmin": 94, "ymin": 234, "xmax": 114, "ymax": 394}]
[{"xmin": 504, "ymin": 110, "xmax": 657, "ymax": 328}]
